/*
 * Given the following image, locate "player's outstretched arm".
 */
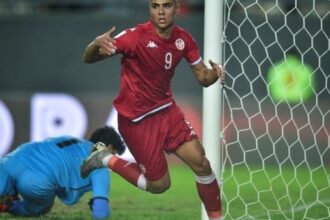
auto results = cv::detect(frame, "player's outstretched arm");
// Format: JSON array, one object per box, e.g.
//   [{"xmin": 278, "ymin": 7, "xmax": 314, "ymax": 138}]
[
  {"xmin": 83, "ymin": 26, "xmax": 118, "ymax": 63},
  {"xmin": 191, "ymin": 59, "xmax": 225, "ymax": 87}
]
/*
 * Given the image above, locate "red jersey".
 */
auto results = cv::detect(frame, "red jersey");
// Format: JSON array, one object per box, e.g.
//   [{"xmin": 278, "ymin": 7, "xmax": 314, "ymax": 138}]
[{"xmin": 113, "ymin": 21, "xmax": 201, "ymax": 121}]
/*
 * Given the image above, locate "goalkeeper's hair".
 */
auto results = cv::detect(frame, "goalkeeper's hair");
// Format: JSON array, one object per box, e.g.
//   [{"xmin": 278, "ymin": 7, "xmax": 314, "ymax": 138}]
[{"xmin": 89, "ymin": 126, "xmax": 125, "ymax": 155}]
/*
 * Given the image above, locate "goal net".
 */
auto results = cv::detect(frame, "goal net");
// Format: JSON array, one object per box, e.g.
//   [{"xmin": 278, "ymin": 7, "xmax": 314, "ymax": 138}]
[{"xmin": 221, "ymin": 0, "xmax": 330, "ymax": 219}]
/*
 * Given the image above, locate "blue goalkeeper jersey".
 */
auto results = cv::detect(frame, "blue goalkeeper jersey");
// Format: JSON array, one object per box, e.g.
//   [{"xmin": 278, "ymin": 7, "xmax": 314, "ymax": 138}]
[{"xmin": 0, "ymin": 136, "xmax": 110, "ymax": 209}]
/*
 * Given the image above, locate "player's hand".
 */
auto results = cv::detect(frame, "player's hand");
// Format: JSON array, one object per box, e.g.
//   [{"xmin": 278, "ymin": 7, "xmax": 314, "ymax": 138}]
[
  {"xmin": 209, "ymin": 59, "xmax": 225, "ymax": 84},
  {"xmin": 94, "ymin": 26, "xmax": 118, "ymax": 56}
]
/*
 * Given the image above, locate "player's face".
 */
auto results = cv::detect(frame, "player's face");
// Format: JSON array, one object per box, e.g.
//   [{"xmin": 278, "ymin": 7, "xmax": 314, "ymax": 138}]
[{"xmin": 149, "ymin": 0, "xmax": 177, "ymax": 32}]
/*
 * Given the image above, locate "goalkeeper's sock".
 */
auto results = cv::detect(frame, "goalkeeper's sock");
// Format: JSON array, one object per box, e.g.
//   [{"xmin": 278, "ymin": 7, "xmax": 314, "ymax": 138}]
[
  {"xmin": 102, "ymin": 155, "xmax": 147, "ymax": 191},
  {"xmin": 196, "ymin": 172, "xmax": 222, "ymax": 219}
]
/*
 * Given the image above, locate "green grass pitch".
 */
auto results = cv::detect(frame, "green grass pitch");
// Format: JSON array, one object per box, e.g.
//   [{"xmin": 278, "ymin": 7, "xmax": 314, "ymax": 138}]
[{"xmin": 1, "ymin": 165, "xmax": 329, "ymax": 219}]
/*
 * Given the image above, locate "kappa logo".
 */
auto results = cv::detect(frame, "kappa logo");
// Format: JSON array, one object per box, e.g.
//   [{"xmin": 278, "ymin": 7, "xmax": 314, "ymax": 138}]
[
  {"xmin": 147, "ymin": 41, "xmax": 158, "ymax": 48},
  {"xmin": 124, "ymin": 161, "xmax": 132, "ymax": 168}
]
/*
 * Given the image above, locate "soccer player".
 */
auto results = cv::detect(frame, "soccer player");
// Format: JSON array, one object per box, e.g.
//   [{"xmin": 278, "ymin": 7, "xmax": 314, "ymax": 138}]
[
  {"xmin": 81, "ymin": 0, "xmax": 224, "ymax": 219},
  {"xmin": 0, "ymin": 126, "xmax": 125, "ymax": 219}
]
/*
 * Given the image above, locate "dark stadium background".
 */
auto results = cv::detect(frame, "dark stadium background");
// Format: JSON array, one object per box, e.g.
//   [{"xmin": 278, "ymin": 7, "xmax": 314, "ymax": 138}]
[{"xmin": 0, "ymin": 0, "xmax": 329, "ymax": 165}]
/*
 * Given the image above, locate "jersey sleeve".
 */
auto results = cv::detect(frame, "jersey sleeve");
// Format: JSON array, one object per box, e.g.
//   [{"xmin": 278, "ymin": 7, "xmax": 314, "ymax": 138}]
[
  {"xmin": 114, "ymin": 28, "xmax": 138, "ymax": 56},
  {"xmin": 184, "ymin": 32, "xmax": 202, "ymax": 65},
  {"xmin": 91, "ymin": 168, "xmax": 110, "ymax": 198}
]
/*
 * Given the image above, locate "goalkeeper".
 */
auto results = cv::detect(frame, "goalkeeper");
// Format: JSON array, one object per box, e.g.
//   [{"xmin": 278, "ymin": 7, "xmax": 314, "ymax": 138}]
[{"xmin": 0, "ymin": 126, "xmax": 125, "ymax": 219}]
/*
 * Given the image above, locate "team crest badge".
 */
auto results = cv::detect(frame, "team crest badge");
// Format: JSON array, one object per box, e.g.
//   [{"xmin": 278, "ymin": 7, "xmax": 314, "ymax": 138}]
[{"xmin": 175, "ymin": 38, "xmax": 185, "ymax": 50}]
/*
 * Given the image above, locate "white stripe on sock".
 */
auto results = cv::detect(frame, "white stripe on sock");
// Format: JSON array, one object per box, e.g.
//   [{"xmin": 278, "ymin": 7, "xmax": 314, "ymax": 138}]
[
  {"xmin": 195, "ymin": 172, "xmax": 216, "ymax": 184},
  {"xmin": 137, "ymin": 174, "xmax": 147, "ymax": 191},
  {"xmin": 102, "ymin": 155, "xmax": 112, "ymax": 167},
  {"xmin": 210, "ymin": 217, "xmax": 223, "ymax": 220}
]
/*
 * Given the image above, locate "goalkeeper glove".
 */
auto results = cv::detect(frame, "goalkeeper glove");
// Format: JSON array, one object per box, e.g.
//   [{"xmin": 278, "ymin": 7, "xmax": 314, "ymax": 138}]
[{"xmin": 89, "ymin": 197, "xmax": 110, "ymax": 219}]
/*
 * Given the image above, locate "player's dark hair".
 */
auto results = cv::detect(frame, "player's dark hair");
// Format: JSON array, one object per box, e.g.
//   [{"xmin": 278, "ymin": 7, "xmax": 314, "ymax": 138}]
[{"xmin": 89, "ymin": 126, "xmax": 125, "ymax": 155}]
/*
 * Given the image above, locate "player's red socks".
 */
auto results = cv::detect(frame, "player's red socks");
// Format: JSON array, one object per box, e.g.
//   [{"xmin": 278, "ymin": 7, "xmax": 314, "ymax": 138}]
[
  {"xmin": 107, "ymin": 156, "xmax": 147, "ymax": 191},
  {"xmin": 105, "ymin": 156, "xmax": 221, "ymax": 219},
  {"xmin": 196, "ymin": 172, "xmax": 222, "ymax": 219}
]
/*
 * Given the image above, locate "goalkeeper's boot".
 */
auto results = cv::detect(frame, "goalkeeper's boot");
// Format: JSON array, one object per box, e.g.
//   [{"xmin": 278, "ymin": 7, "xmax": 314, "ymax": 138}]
[{"xmin": 81, "ymin": 142, "xmax": 111, "ymax": 178}]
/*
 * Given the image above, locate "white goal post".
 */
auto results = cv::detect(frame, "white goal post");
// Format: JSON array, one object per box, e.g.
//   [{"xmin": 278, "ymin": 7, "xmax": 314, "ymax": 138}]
[
  {"xmin": 202, "ymin": 0, "xmax": 224, "ymax": 219},
  {"xmin": 203, "ymin": 0, "xmax": 330, "ymax": 219}
]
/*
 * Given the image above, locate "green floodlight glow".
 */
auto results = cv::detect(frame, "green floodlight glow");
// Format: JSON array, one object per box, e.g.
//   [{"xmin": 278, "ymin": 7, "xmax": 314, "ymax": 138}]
[{"xmin": 268, "ymin": 55, "xmax": 315, "ymax": 103}]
